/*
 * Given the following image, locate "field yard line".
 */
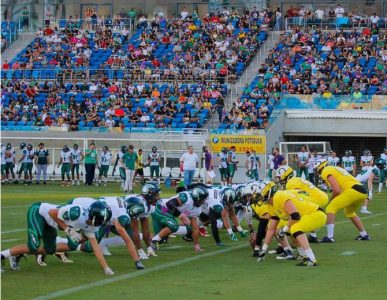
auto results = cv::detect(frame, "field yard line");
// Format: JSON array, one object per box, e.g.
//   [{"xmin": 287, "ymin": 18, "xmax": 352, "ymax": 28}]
[
  {"xmin": 2, "ymin": 238, "xmax": 21, "ymax": 243},
  {"xmin": 30, "ymin": 243, "xmax": 246, "ymax": 300},
  {"xmin": 2, "ymin": 228, "xmax": 25, "ymax": 234},
  {"xmin": 2, "ymin": 205, "xmax": 31, "ymax": 208},
  {"xmin": 335, "ymin": 212, "xmax": 387, "ymax": 225}
]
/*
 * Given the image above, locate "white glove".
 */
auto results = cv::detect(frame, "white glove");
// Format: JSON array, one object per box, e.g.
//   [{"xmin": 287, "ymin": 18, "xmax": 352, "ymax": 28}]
[
  {"xmin": 138, "ymin": 249, "xmax": 149, "ymax": 260},
  {"xmin": 368, "ymin": 191, "xmax": 373, "ymax": 200},
  {"xmin": 104, "ymin": 267, "xmax": 114, "ymax": 275},
  {"xmin": 147, "ymin": 246, "xmax": 158, "ymax": 257},
  {"xmin": 65, "ymin": 227, "xmax": 82, "ymax": 243}
]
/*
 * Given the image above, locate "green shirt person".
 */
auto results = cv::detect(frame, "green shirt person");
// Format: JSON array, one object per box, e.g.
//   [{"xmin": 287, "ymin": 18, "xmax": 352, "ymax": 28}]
[
  {"xmin": 122, "ymin": 148, "xmax": 138, "ymax": 170},
  {"xmin": 121, "ymin": 145, "xmax": 138, "ymax": 193},
  {"xmin": 84, "ymin": 143, "xmax": 97, "ymax": 186},
  {"xmin": 85, "ymin": 146, "xmax": 97, "ymax": 164}
]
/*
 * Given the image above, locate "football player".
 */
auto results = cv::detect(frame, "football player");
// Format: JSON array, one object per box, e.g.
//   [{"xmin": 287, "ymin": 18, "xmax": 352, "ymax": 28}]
[
  {"xmin": 226, "ymin": 146, "xmax": 238, "ymax": 185},
  {"xmin": 307, "ymin": 149, "xmax": 321, "ymax": 186},
  {"xmin": 151, "ymin": 186, "xmax": 208, "ymax": 252},
  {"xmin": 315, "ymin": 159, "xmax": 370, "ymax": 242},
  {"xmin": 379, "ymin": 148, "xmax": 387, "ymax": 192},
  {"xmin": 4, "ymin": 143, "xmax": 16, "ymax": 183},
  {"xmin": 1, "ymin": 201, "xmax": 114, "ymax": 275},
  {"xmin": 255, "ymin": 181, "xmax": 327, "ymax": 266},
  {"xmin": 217, "ymin": 147, "xmax": 229, "ymax": 185},
  {"xmin": 296, "ymin": 145, "xmax": 309, "ymax": 179},
  {"xmin": 17, "ymin": 143, "xmax": 34, "ymax": 185},
  {"xmin": 97, "ymin": 146, "xmax": 112, "ymax": 186},
  {"xmin": 148, "ymin": 146, "xmax": 162, "ymax": 184},
  {"xmin": 267, "ymin": 151, "xmax": 275, "ymax": 179},
  {"xmin": 57, "ymin": 145, "xmax": 73, "ymax": 186},
  {"xmin": 356, "ymin": 158, "xmax": 386, "ymax": 214},
  {"xmin": 112, "ymin": 145, "xmax": 127, "ymax": 191},
  {"xmin": 327, "ymin": 151, "xmax": 340, "ymax": 166},
  {"xmin": 1, "ymin": 143, "xmax": 5, "ymax": 183},
  {"xmin": 70, "ymin": 144, "xmax": 84, "ymax": 185},
  {"xmin": 360, "ymin": 149, "xmax": 374, "ymax": 171},
  {"xmin": 341, "ymin": 150, "xmax": 356, "ymax": 176},
  {"xmin": 245, "ymin": 150, "xmax": 260, "ymax": 181}
]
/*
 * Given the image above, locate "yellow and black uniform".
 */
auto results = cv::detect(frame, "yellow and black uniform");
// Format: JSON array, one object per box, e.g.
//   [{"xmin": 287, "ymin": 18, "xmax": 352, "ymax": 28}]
[
  {"xmin": 250, "ymin": 202, "xmax": 270, "ymax": 247},
  {"xmin": 320, "ymin": 166, "xmax": 367, "ymax": 218},
  {"xmin": 268, "ymin": 191, "xmax": 326, "ymax": 236},
  {"xmin": 285, "ymin": 177, "xmax": 328, "ymax": 208},
  {"xmin": 135, "ymin": 152, "xmax": 144, "ymax": 176},
  {"xmin": 251, "ymin": 202, "xmax": 269, "ymax": 219}
]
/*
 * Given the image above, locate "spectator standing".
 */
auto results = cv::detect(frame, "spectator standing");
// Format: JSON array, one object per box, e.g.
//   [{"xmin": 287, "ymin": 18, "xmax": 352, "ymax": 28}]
[
  {"xmin": 70, "ymin": 144, "xmax": 84, "ymax": 185},
  {"xmin": 180, "ymin": 146, "xmax": 198, "ymax": 186},
  {"xmin": 334, "ymin": 4, "xmax": 345, "ymax": 18},
  {"xmin": 84, "ymin": 143, "xmax": 97, "ymax": 186},
  {"xmin": 34, "ymin": 143, "xmax": 49, "ymax": 184},
  {"xmin": 121, "ymin": 145, "xmax": 138, "ymax": 193},
  {"xmin": 202, "ymin": 146, "xmax": 214, "ymax": 184},
  {"xmin": 215, "ymin": 97, "xmax": 225, "ymax": 123},
  {"xmin": 134, "ymin": 149, "xmax": 145, "ymax": 185},
  {"xmin": 274, "ymin": 8, "xmax": 282, "ymax": 31},
  {"xmin": 128, "ymin": 8, "xmax": 137, "ymax": 28},
  {"xmin": 22, "ymin": 6, "xmax": 29, "ymax": 30},
  {"xmin": 272, "ymin": 147, "xmax": 285, "ymax": 177}
]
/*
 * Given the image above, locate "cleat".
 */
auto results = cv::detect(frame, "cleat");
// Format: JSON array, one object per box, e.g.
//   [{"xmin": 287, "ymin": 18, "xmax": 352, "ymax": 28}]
[
  {"xmin": 321, "ymin": 236, "xmax": 335, "ymax": 243},
  {"xmin": 135, "ymin": 261, "xmax": 145, "ymax": 270},
  {"xmin": 239, "ymin": 230, "xmax": 248, "ymax": 238},
  {"xmin": 151, "ymin": 240, "xmax": 161, "ymax": 251},
  {"xmin": 54, "ymin": 252, "xmax": 74, "ymax": 263},
  {"xmin": 296, "ymin": 255, "xmax": 308, "ymax": 261},
  {"xmin": 71, "ymin": 181, "xmax": 75, "ymax": 185},
  {"xmin": 229, "ymin": 233, "xmax": 238, "ymax": 241},
  {"xmin": 9, "ymin": 254, "xmax": 25, "ymax": 271},
  {"xmin": 276, "ymin": 249, "xmax": 295, "ymax": 260},
  {"xmin": 360, "ymin": 208, "xmax": 373, "ymax": 214},
  {"xmin": 43, "ymin": 181, "xmax": 47, "ymax": 185},
  {"xmin": 169, "ymin": 234, "xmax": 176, "ymax": 238},
  {"xmin": 355, "ymin": 234, "xmax": 371, "ymax": 241},
  {"xmin": 138, "ymin": 249, "xmax": 149, "ymax": 260},
  {"xmin": 182, "ymin": 235, "xmax": 193, "ymax": 242},
  {"xmin": 199, "ymin": 228, "xmax": 210, "ymax": 237},
  {"xmin": 308, "ymin": 236, "xmax": 320, "ymax": 243},
  {"xmin": 77, "ymin": 181, "xmax": 80, "ymax": 186},
  {"xmin": 13, "ymin": 180, "xmax": 18, "ymax": 184},
  {"xmin": 268, "ymin": 246, "xmax": 284, "ymax": 255},
  {"xmin": 296, "ymin": 258, "xmax": 318, "ymax": 267},
  {"xmin": 36, "ymin": 254, "xmax": 47, "ymax": 266},
  {"xmin": 216, "ymin": 241, "xmax": 224, "ymax": 247},
  {"xmin": 252, "ymin": 250, "xmax": 260, "ymax": 257}
]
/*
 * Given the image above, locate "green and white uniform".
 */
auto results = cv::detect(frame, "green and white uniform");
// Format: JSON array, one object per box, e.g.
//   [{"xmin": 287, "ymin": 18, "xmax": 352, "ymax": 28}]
[
  {"xmin": 117, "ymin": 151, "xmax": 126, "ymax": 180},
  {"xmin": 360, "ymin": 155, "xmax": 374, "ymax": 171},
  {"xmin": 267, "ymin": 154, "xmax": 274, "ymax": 179},
  {"xmin": 5, "ymin": 147, "xmax": 16, "ymax": 175},
  {"xmin": 70, "ymin": 148, "xmax": 82, "ymax": 174},
  {"xmin": 218, "ymin": 152, "xmax": 228, "ymax": 180},
  {"xmin": 355, "ymin": 166, "xmax": 383, "ymax": 195},
  {"xmin": 1, "ymin": 146, "xmax": 6, "ymax": 176},
  {"xmin": 247, "ymin": 153, "xmax": 259, "ymax": 180},
  {"xmin": 60, "ymin": 150, "xmax": 72, "ymax": 177},
  {"xmin": 328, "ymin": 156, "xmax": 340, "ymax": 166},
  {"xmin": 342, "ymin": 155, "xmax": 356, "ymax": 173},
  {"xmin": 226, "ymin": 150, "xmax": 237, "ymax": 178},
  {"xmin": 297, "ymin": 151, "xmax": 309, "ymax": 178},
  {"xmin": 123, "ymin": 194, "xmax": 154, "ymax": 218},
  {"xmin": 148, "ymin": 152, "xmax": 161, "ymax": 178},
  {"xmin": 99, "ymin": 151, "xmax": 112, "ymax": 177},
  {"xmin": 380, "ymin": 154, "xmax": 387, "ymax": 184},
  {"xmin": 201, "ymin": 186, "xmax": 224, "ymax": 216},
  {"xmin": 20, "ymin": 148, "xmax": 34, "ymax": 173}
]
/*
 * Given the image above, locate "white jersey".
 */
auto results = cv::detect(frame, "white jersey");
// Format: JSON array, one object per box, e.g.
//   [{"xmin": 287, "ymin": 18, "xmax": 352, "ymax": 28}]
[
  {"xmin": 201, "ymin": 187, "xmax": 224, "ymax": 215},
  {"xmin": 58, "ymin": 203, "xmax": 99, "ymax": 238},
  {"xmin": 381, "ymin": 153, "xmax": 387, "ymax": 170},
  {"xmin": 247, "ymin": 154, "xmax": 259, "ymax": 170},
  {"xmin": 308, "ymin": 154, "xmax": 321, "ymax": 173},
  {"xmin": 38, "ymin": 203, "xmax": 60, "ymax": 228},
  {"xmin": 361, "ymin": 155, "xmax": 374, "ymax": 170},
  {"xmin": 297, "ymin": 151, "xmax": 309, "ymax": 165},
  {"xmin": 117, "ymin": 151, "xmax": 126, "ymax": 167},
  {"xmin": 1, "ymin": 147, "xmax": 6, "ymax": 164},
  {"xmin": 100, "ymin": 152, "xmax": 112, "ymax": 166},
  {"xmin": 328, "ymin": 156, "xmax": 340, "ymax": 166},
  {"xmin": 268, "ymin": 154, "xmax": 274, "ymax": 169},
  {"xmin": 123, "ymin": 194, "xmax": 154, "ymax": 218},
  {"xmin": 218, "ymin": 152, "xmax": 228, "ymax": 168},
  {"xmin": 22, "ymin": 149, "xmax": 34, "ymax": 163},
  {"xmin": 70, "ymin": 149, "xmax": 82, "ymax": 164},
  {"xmin": 148, "ymin": 152, "xmax": 161, "ymax": 166},
  {"xmin": 356, "ymin": 166, "xmax": 380, "ymax": 183},
  {"xmin": 177, "ymin": 191, "xmax": 201, "ymax": 217},
  {"xmin": 342, "ymin": 156, "xmax": 356, "ymax": 172},
  {"xmin": 60, "ymin": 151, "xmax": 72, "ymax": 163}
]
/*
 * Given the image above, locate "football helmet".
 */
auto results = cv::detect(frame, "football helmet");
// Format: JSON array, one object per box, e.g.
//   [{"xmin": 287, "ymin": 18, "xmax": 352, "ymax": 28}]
[
  {"xmin": 221, "ymin": 187, "xmax": 237, "ymax": 206},
  {"xmin": 375, "ymin": 158, "xmax": 386, "ymax": 170},
  {"xmin": 124, "ymin": 196, "xmax": 145, "ymax": 219},
  {"xmin": 363, "ymin": 149, "xmax": 370, "ymax": 156},
  {"xmin": 276, "ymin": 165, "xmax": 294, "ymax": 184},
  {"xmin": 27, "ymin": 144, "xmax": 33, "ymax": 151},
  {"xmin": 121, "ymin": 145, "xmax": 128, "ymax": 153},
  {"xmin": 345, "ymin": 150, "xmax": 352, "ymax": 156},
  {"xmin": 191, "ymin": 186, "xmax": 209, "ymax": 207},
  {"xmin": 89, "ymin": 201, "xmax": 112, "ymax": 226},
  {"xmin": 152, "ymin": 146, "xmax": 157, "ymax": 152},
  {"xmin": 20, "ymin": 143, "xmax": 26, "ymax": 149},
  {"xmin": 141, "ymin": 182, "xmax": 161, "ymax": 204},
  {"xmin": 252, "ymin": 180, "xmax": 277, "ymax": 202},
  {"xmin": 314, "ymin": 159, "xmax": 328, "ymax": 175},
  {"xmin": 62, "ymin": 145, "xmax": 69, "ymax": 152}
]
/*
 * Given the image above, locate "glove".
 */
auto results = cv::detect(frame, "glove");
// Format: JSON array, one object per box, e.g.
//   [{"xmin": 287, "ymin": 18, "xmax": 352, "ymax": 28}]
[
  {"xmin": 147, "ymin": 246, "xmax": 158, "ymax": 257},
  {"xmin": 239, "ymin": 230, "xmax": 248, "ymax": 238},
  {"xmin": 368, "ymin": 191, "xmax": 373, "ymax": 200},
  {"xmin": 180, "ymin": 213, "xmax": 190, "ymax": 225},
  {"xmin": 65, "ymin": 227, "xmax": 82, "ymax": 243},
  {"xmin": 104, "ymin": 267, "xmax": 114, "ymax": 275},
  {"xmin": 229, "ymin": 233, "xmax": 238, "ymax": 241},
  {"xmin": 138, "ymin": 249, "xmax": 149, "ymax": 260},
  {"xmin": 277, "ymin": 229, "xmax": 286, "ymax": 240},
  {"xmin": 194, "ymin": 244, "xmax": 204, "ymax": 252}
]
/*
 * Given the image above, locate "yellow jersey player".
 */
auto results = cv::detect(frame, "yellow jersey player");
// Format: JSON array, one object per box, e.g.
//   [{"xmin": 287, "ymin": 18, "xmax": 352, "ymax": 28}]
[
  {"xmin": 315, "ymin": 159, "xmax": 370, "ymax": 243},
  {"xmin": 254, "ymin": 180, "xmax": 326, "ymax": 266}
]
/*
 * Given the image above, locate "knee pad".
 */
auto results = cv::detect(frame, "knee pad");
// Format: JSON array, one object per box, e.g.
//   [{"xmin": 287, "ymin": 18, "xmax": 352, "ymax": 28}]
[{"xmin": 292, "ymin": 231, "xmax": 304, "ymax": 238}]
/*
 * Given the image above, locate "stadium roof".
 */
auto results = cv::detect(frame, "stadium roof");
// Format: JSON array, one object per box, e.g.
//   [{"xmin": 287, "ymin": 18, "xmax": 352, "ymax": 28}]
[{"xmin": 285, "ymin": 110, "xmax": 387, "ymax": 120}]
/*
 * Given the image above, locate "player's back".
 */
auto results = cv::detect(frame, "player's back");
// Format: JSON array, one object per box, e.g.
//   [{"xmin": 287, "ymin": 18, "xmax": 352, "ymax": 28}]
[
  {"xmin": 321, "ymin": 166, "xmax": 360, "ymax": 191},
  {"xmin": 286, "ymin": 177, "xmax": 328, "ymax": 207}
]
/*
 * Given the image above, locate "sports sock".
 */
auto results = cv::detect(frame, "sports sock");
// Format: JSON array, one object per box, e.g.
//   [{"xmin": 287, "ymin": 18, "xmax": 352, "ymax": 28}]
[
  {"xmin": 236, "ymin": 225, "xmax": 244, "ymax": 232},
  {"xmin": 378, "ymin": 182, "xmax": 383, "ymax": 193},
  {"xmin": 175, "ymin": 226, "xmax": 188, "ymax": 235},
  {"xmin": 1, "ymin": 249, "xmax": 11, "ymax": 258},
  {"xmin": 310, "ymin": 232, "xmax": 317, "ymax": 238},
  {"xmin": 297, "ymin": 247, "xmax": 306, "ymax": 256},
  {"xmin": 227, "ymin": 228, "xmax": 233, "ymax": 235},
  {"xmin": 284, "ymin": 246, "xmax": 293, "ymax": 252},
  {"xmin": 361, "ymin": 205, "xmax": 367, "ymax": 210},
  {"xmin": 327, "ymin": 224, "xmax": 335, "ymax": 238},
  {"xmin": 152, "ymin": 234, "xmax": 162, "ymax": 241},
  {"xmin": 100, "ymin": 236, "xmax": 125, "ymax": 248},
  {"xmin": 56, "ymin": 237, "xmax": 68, "ymax": 244},
  {"xmin": 216, "ymin": 220, "xmax": 223, "ymax": 229},
  {"xmin": 304, "ymin": 248, "xmax": 316, "ymax": 262},
  {"xmin": 360, "ymin": 230, "xmax": 368, "ymax": 236},
  {"xmin": 254, "ymin": 245, "xmax": 260, "ymax": 250}
]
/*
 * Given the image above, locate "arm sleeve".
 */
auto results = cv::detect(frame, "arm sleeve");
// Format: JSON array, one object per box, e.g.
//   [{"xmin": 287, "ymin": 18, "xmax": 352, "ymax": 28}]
[
  {"xmin": 209, "ymin": 208, "xmax": 221, "ymax": 243},
  {"xmin": 166, "ymin": 198, "xmax": 181, "ymax": 217},
  {"xmin": 255, "ymin": 218, "xmax": 269, "ymax": 246}
]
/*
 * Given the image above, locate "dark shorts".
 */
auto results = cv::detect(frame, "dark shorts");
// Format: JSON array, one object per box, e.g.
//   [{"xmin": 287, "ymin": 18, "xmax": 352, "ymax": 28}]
[
  {"xmin": 99, "ymin": 165, "xmax": 109, "ymax": 177},
  {"xmin": 136, "ymin": 168, "xmax": 144, "ymax": 176},
  {"xmin": 150, "ymin": 165, "xmax": 160, "ymax": 177},
  {"xmin": 71, "ymin": 163, "xmax": 80, "ymax": 174}
]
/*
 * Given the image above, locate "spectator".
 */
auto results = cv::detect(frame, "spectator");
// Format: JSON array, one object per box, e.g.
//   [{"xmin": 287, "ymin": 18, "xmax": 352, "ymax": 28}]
[
  {"xmin": 34, "ymin": 143, "xmax": 49, "ymax": 184},
  {"xmin": 334, "ymin": 4, "xmax": 345, "ymax": 18},
  {"xmin": 121, "ymin": 144, "xmax": 137, "ymax": 193},
  {"xmin": 272, "ymin": 147, "xmax": 285, "ymax": 176},
  {"xmin": 180, "ymin": 146, "xmax": 198, "ymax": 186},
  {"xmin": 84, "ymin": 143, "xmax": 97, "ymax": 186},
  {"xmin": 202, "ymin": 146, "xmax": 214, "ymax": 184},
  {"xmin": 134, "ymin": 149, "xmax": 145, "ymax": 185}
]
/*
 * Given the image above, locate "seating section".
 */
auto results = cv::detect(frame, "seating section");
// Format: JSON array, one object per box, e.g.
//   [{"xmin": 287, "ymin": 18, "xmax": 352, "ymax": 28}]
[{"xmin": 1, "ymin": 21, "xmax": 18, "ymax": 51}]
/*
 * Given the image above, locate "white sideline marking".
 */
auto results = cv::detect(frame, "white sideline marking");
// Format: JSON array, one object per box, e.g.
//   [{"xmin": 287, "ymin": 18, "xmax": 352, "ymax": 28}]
[
  {"xmin": 163, "ymin": 245, "xmax": 185, "ymax": 250},
  {"xmin": 2, "ymin": 205, "xmax": 30, "ymax": 208},
  {"xmin": 2, "ymin": 238, "xmax": 21, "ymax": 243},
  {"xmin": 30, "ymin": 244, "xmax": 246, "ymax": 300},
  {"xmin": 341, "ymin": 251, "xmax": 356, "ymax": 256},
  {"xmin": 9, "ymin": 212, "xmax": 24, "ymax": 215},
  {"xmin": 2, "ymin": 228, "xmax": 25, "ymax": 234},
  {"xmin": 372, "ymin": 224, "xmax": 382, "ymax": 226}
]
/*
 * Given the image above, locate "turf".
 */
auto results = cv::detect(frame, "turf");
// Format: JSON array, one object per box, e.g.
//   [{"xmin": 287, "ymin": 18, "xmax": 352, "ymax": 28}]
[{"xmin": 1, "ymin": 183, "xmax": 387, "ymax": 300}]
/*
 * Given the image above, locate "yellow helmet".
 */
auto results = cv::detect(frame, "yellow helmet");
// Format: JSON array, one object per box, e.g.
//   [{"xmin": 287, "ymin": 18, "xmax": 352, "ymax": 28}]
[
  {"xmin": 276, "ymin": 165, "xmax": 294, "ymax": 183},
  {"xmin": 254, "ymin": 180, "xmax": 277, "ymax": 202},
  {"xmin": 314, "ymin": 159, "xmax": 328, "ymax": 175}
]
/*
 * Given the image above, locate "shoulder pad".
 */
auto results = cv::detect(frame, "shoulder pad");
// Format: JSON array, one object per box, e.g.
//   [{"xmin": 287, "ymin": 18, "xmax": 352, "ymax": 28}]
[
  {"xmin": 68, "ymin": 206, "xmax": 81, "ymax": 221},
  {"xmin": 118, "ymin": 215, "xmax": 131, "ymax": 226}
]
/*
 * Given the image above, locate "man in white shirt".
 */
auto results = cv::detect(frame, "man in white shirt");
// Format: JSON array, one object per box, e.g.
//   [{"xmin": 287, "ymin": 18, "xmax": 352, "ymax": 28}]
[
  {"xmin": 180, "ymin": 146, "xmax": 198, "ymax": 186},
  {"xmin": 315, "ymin": 8, "xmax": 325, "ymax": 20},
  {"xmin": 370, "ymin": 13, "xmax": 380, "ymax": 25},
  {"xmin": 180, "ymin": 7, "xmax": 189, "ymax": 20},
  {"xmin": 334, "ymin": 4, "xmax": 345, "ymax": 18},
  {"xmin": 105, "ymin": 116, "xmax": 115, "ymax": 129}
]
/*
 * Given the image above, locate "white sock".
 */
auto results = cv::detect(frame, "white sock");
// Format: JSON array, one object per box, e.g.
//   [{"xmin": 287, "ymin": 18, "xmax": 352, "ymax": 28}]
[
  {"xmin": 100, "ymin": 236, "xmax": 125, "ymax": 248},
  {"xmin": 310, "ymin": 232, "xmax": 317, "ymax": 238},
  {"xmin": 304, "ymin": 248, "xmax": 316, "ymax": 262},
  {"xmin": 227, "ymin": 228, "xmax": 233, "ymax": 235},
  {"xmin": 104, "ymin": 178, "xmax": 107, "ymax": 184},
  {"xmin": 361, "ymin": 205, "xmax": 367, "ymax": 210},
  {"xmin": 378, "ymin": 182, "xmax": 383, "ymax": 193},
  {"xmin": 1, "ymin": 249, "xmax": 11, "ymax": 258},
  {"xmin": 76, "ymin": 245, "xmax": 82, "ymax": 251},
  {"xmin": 139, "ymin": 233, "xmax": 143, "ymax": 240},
  {"xmin": 360, "ymin": 230, "xmax": 367, "ymax": 236},
  {"xmin": 217, "ymin": 220, "xmax": 224, "ymax": 229},
  {"xmin": 284, "ymin": 246, "xmax": 293, "ymax": 252},
  {"xmin": 175, "ymin": 226, "xmax": 188, "ymax": 235},
  {"xmin": 297, "ymin": 247, "xmax": 306, "ymax": 256},
  {"xmin": 56, "ymin": 236, "xmax": 68, "ymax": 244},
  {"xmin": 327, "ymin": 224, "xmax": 335, "ymax": 238},
  {"xmin": 236, "ymin": 225, "xmax": 244, "ymax": 232},
  {"xmin": 254, "ymin": 245, "xmax": 260, "ymax": 250},
  {"xmin": 152, "ymin": 234, "xmax": 162, "ymax": 241}
]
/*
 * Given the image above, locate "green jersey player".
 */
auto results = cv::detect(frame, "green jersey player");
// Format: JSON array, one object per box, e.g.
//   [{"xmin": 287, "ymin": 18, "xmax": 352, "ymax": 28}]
[
  {"xmin": 217, "ymin": 147, "xmax": 228, "ymax": 185},
  {"xmin": 380, "ymin": 148, "xmax": 387, "ymax": 192}
]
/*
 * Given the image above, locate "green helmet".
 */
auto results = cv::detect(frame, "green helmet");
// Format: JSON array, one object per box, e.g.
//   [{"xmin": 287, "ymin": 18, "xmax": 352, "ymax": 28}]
[
  {"xmin": 221, "ymin": 187, "xmax": 236, "ymax": 206},
  {"xmin": 375, "ymin": 158, "xmax": 386, "ymax": 170},
  {"xmin": 221, "ymin": 147, "xmax": 228, "ymax": 153},
  {"xmin": 20, "ymin": 143, "xmax": 26, "ymax": 149},
  {"xmin": 141, "ymin": 182, "xmax": 161, "ymax": 203},
  {"xmin": 62, "ymin": 145, "xmax": 69, "ymax": 152},
  {"xmin": 88, "ymin": 201, "xmax": 112, "ymax": 226},
  {"xmin": 6, "ymin": 143, "xmax": 12, "ymax": 150},
  {"xmin": 191, "ymin": 186, "xmax": 209, "ymax": 207},
  {"xmin": 363, "ymin": 149, "xmax": 370, "ymax": 156},
  {"xmin": 124, "ymin": 196, "xmax": 145, "ymax": 219},
  {"xmin": 27, "ymin": 144, "xmax": 33, "ymax": 151},
  {"xmin": 152, "ymin": 146, "xmax": 157, "ymax": 152},
  {"xmin": 235, "ymin": 185, "xmax": 247, "ymax": 204},
  {"xmin": 121, "ymin": 145, "xmax": 127, "ymax": 153},
  {"xmin": 345, "ymin": 150, "xmax": 352, "ymax": 156}
]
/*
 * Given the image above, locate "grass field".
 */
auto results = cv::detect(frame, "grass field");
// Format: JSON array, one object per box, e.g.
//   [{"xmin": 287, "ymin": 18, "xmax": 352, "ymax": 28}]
[{"xmin": 1, "ymin": 183, "xmax": 387, "ymax": 300}]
